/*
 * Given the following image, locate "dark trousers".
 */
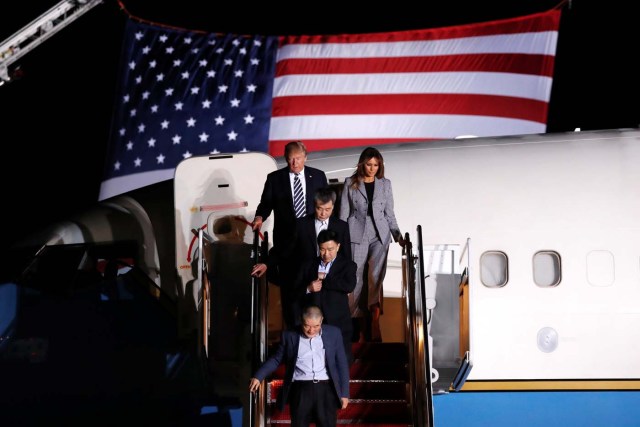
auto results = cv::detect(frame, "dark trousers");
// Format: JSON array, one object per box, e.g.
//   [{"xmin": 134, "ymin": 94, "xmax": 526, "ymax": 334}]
[
  {"xmin": 279, "ymin": 280, "xmax": 297, "ymax": 329},
  {"xmin": 341, "ymin": 331, "xmax": 353, "ymax": 366},
  {"xmin": 289, "ymin": 381, "xmax": 339, "ymax": 427}
]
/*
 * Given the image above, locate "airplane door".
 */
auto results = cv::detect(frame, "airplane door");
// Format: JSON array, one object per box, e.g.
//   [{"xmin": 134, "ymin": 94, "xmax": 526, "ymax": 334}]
[{"xmin": 173, "ymin": 152, "xmax": 277, "ymax": 319}]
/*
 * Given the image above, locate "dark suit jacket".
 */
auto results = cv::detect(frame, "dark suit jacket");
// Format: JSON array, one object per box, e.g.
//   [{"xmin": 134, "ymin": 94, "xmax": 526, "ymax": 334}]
[
  {"xmin": 252, "ymin": 324, "xmax": 350, "ymax": 410},
  {"xmin": 294, "ymin": 214, "xmax": 352, "ymax": 264},
  {"xmin": 255, "ymin": 166, "xmax": 328, "ymax": 248},
  {"xmin": 294, "ymin": 255, "xmax": 356, "ymax": 335}
]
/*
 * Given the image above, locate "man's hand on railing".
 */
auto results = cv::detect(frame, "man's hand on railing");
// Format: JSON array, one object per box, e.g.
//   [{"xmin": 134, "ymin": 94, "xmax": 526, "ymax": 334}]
[
  {"xmin": 251, "ymin": 263, "xmax": 267, "ymax": 278},
  {"xmin": 249, "ymin": 377, "xmax": 261, "ymax": 393}
]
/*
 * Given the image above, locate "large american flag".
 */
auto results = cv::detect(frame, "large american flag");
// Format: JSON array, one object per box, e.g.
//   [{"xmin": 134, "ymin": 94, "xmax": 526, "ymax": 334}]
[{"xmin": 100, "ymin": 8, "xmax": 560, "ymax": 200}]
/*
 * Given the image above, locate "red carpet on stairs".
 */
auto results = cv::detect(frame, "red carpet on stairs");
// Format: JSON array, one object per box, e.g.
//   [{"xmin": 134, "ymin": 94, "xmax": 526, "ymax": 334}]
[{"xmin": 264, "ymin": 342, "xmax": 412, "ymax": 426}]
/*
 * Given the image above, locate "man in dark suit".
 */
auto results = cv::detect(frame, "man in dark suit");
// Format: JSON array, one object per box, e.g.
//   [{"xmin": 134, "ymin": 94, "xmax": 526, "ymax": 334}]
[
  {"xmin": 252, "ymin": 140, "xmax": 328, "ymax": 248},
  {"xmin": 295, "ymin": 229, "xmax": 356, "ymax": 365},
  {"xmin": 294, "ymin": 187, "xmax": 351, "ymax": 264},
  {"xmin": 270, "ymin": 187, "xmax": 350, "ymax": 330},
  {"xmin": 252, "ymin": 141, "xmax": 328, "ymax": 327},
  {"xmin": 249, "ymin": 305, "xmax": 349, "ymax": 427}
]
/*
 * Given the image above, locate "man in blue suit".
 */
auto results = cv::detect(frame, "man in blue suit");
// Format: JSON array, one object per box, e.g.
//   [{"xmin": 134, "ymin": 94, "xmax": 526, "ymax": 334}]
[
  {"xmin": 252, "ymin": 141, "xmax": 328, "ymax": 328},
  {"xmin": 249, "ymin": 305, "xmax": 349, "ymax": 427}
]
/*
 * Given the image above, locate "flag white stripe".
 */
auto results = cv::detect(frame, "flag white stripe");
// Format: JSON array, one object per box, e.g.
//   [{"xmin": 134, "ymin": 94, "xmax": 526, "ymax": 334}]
[
  {"xmin": 273, "ymin": 72, "xmax": 553, "ymax": 102},
  {"xmin": 277, "ymin": 32, "xmax": 558, "ymax": 61},
  {"xmin": 269, "ymin": 114, "xmax": 545, "ymax": 141}
]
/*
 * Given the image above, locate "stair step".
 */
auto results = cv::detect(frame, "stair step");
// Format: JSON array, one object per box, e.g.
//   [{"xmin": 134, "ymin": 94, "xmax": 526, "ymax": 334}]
[
  {"xmin": 268, "ymin": 399, "xmax": 411, "ymax": 424},
  {"xmin": 349, "ymin": 380, "xmax": 407, "ymax": 400},
  {"xmin": 352, "ymin": 342, "xmax": 408, "ymax": 362},
  {"xmin": 335, "ymin": 424, "xmax": 411, "ymax": 427},
  {"xmin": 267, "ymin": 380, "xmax": 406, "ymax": 401},
  {"xmin": 267, "ymin": 423, "xmax": 411, "ymax": 426},
  {"xmin": 334, "ymin": 424, "xmax": 411, "ymax": 427},
  {"xmin": 269, "ymin": 360, "xmax": 407, "ymax": 383},
  {"xmin": 350, "ymin": 359, "xmax": 408, "ymax": 381}
]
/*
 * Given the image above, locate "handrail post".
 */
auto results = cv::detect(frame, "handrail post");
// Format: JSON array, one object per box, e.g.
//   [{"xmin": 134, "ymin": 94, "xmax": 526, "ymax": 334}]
[
  {"xmin": 251, "ymin": 230, "xmax": 269, "ymax": 427},
  {"xmin": 402, "ymin": 232, "xmax": 420, "ymax": 425},
  {"xmin": 403, "ymin": 226, "xmax": 435, "ymax": 427},
  {"xmin": 416, "ymin": 225, "xmax": 435, "ymax": 426}
]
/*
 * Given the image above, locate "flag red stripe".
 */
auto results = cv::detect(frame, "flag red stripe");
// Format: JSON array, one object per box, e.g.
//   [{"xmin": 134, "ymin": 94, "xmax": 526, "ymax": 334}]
[
  {"xmin": 272, "ymin": 94, "xmax": 548, "ymax": 124},
  {"xmin": 276, "ymin": 53, "xmax": 555, "ymax": 77},
  {"xmin": 278, "ymin": 10, "xmax": 561, "ymax": 45}
]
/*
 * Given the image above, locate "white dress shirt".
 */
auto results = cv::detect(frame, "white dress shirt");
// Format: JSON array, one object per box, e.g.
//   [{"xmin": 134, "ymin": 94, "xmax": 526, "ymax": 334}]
[
  {"xmin": 292, "ymin": 330, "xmax": 329, "ymax": 381},
  {"xmin": 314, "ymin": 218, "xmax": 328, "ymax": 238},
  {"xmin": 289, "ymin": 167, "xmax": 307, "ymax": 199}
]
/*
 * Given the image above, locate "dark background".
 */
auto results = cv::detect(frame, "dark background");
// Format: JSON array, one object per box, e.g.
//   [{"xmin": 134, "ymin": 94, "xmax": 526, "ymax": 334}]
[{"xmin": 1, "ymin": 0, "xmax": 638, "ymax": 249}]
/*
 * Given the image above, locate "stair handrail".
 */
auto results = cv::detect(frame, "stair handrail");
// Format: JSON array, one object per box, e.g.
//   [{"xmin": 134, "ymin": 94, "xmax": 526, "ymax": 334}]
[
  {"xmin": 402, "ymin": 226, "xmax": 435, "ymax": 427},
  {"xmin": 251, "ymin": 231, "xmax": 269, "ymax": 427},
  {"xmin": 198, "ymin": 225, "xmax": 269, "ymax": 427},
  {"xmin": 415, "ymin": 225, "xmax": 435, "ymax": 426},
  {"xmin": 197, "ymin": 228, "xmax": 214, "ymax": 359},
  {"xmin": 401, "ymin": 232, "xmax": 419, "ymax": 423}
]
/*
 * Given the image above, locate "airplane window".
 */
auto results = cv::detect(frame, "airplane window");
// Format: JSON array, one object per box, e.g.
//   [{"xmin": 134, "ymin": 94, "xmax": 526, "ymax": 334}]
[
  {"xmin": 480, "ymin": 251, "xmax": 508, "ymax": 288},
  {"xmin": 533, "ymin": 251, "xmax": 561, "ymax": 287},
  {"xmin": 586, "ymin": 250, "xmax": 615, "ymax": 287}
]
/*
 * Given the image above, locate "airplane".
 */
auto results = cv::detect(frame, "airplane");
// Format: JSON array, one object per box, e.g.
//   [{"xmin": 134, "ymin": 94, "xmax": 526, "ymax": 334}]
[{"xmin": 2, "ymin": 127, "xmax": 640, "ymax": 426}]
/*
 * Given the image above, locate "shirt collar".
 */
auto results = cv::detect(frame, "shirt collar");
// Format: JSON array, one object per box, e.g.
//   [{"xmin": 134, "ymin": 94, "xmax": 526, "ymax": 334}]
[
  {"xmin": 300, "ymin": 326, "xmax": 323, "ymax": 340},
  {"xmin": 319, "ymin": 258, "xmax": 335, "ymax": 269},
  {"xmin": 290, "ymin": 167, "xmax": 305, "ymax": 177}
]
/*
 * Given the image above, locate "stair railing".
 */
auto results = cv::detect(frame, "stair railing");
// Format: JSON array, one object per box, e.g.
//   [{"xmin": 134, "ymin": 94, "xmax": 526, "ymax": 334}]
[
  {"xmin": 402, "ymin": 231, "xmax": 418, "ymax": 424},
  {"xmin": 402, "ymin": 225, "xmax": 435, "ymax": 426},
  {"xmin": 198, "ymin": 225, "xmax": 269, "ymax": 427},
  {"xmin": 251, "ymin": 231, "xmax": 269, "ymax": 427},
  {"xmin": 197, "ymin": 228, "xmax": 214, "ymax": 360}
]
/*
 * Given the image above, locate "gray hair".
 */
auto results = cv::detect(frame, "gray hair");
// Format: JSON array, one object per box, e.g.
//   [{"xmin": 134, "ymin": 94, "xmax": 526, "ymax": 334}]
[{"xmin": 302, "ymin": 305, "xmax": 324, "ymax": 322}]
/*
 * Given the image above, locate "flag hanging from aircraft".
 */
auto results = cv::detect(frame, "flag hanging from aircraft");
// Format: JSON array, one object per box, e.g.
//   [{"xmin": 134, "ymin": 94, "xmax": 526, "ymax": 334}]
[{"xmin": 100, "ymin": 8, "xmax": 561, "ymax": 200}]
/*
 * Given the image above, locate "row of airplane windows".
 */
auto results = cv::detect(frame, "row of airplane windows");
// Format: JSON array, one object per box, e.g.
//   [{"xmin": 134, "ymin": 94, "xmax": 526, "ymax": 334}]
[{"xmin": 480, "ymin": 250, "xmax": 617, "ymax": 288}]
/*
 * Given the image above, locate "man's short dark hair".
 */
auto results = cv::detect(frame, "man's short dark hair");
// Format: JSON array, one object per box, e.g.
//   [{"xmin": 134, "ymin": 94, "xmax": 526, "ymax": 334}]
[
  {"xmin": 314, "ymin": 187, "xmax": 336, "ymax": 205},
  {"xmin": 284, "ymin": 140, "xmax": 307, "ymax": 158},
  {"xmin": 317, "ymin": 229, "xmax": 339, "ymax": 245}
]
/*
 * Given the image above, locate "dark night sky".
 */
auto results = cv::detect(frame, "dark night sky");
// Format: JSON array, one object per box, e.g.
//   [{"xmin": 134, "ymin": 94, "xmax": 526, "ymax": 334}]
[{"xmin": 1, "ymin": 0, "xmax": 638, "ymax": 249}]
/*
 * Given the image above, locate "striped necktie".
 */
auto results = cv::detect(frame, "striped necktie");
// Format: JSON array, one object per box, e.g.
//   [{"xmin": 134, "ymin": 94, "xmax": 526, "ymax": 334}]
[{"xmin": 293, "ymin": 173, "xmax": 305, "ymax": 218}]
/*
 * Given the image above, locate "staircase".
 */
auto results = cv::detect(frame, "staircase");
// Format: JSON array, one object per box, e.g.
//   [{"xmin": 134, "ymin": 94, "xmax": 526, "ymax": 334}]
[{"xmin": 265, "ymin": 342, "xmax": 412, "ymax": 426}]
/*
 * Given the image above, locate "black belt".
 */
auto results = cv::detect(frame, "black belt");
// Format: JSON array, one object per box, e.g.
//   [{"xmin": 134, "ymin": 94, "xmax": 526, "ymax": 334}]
[{"xmin": 295, "ymin": 379, "xmax": 330, "ymax": 383}]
